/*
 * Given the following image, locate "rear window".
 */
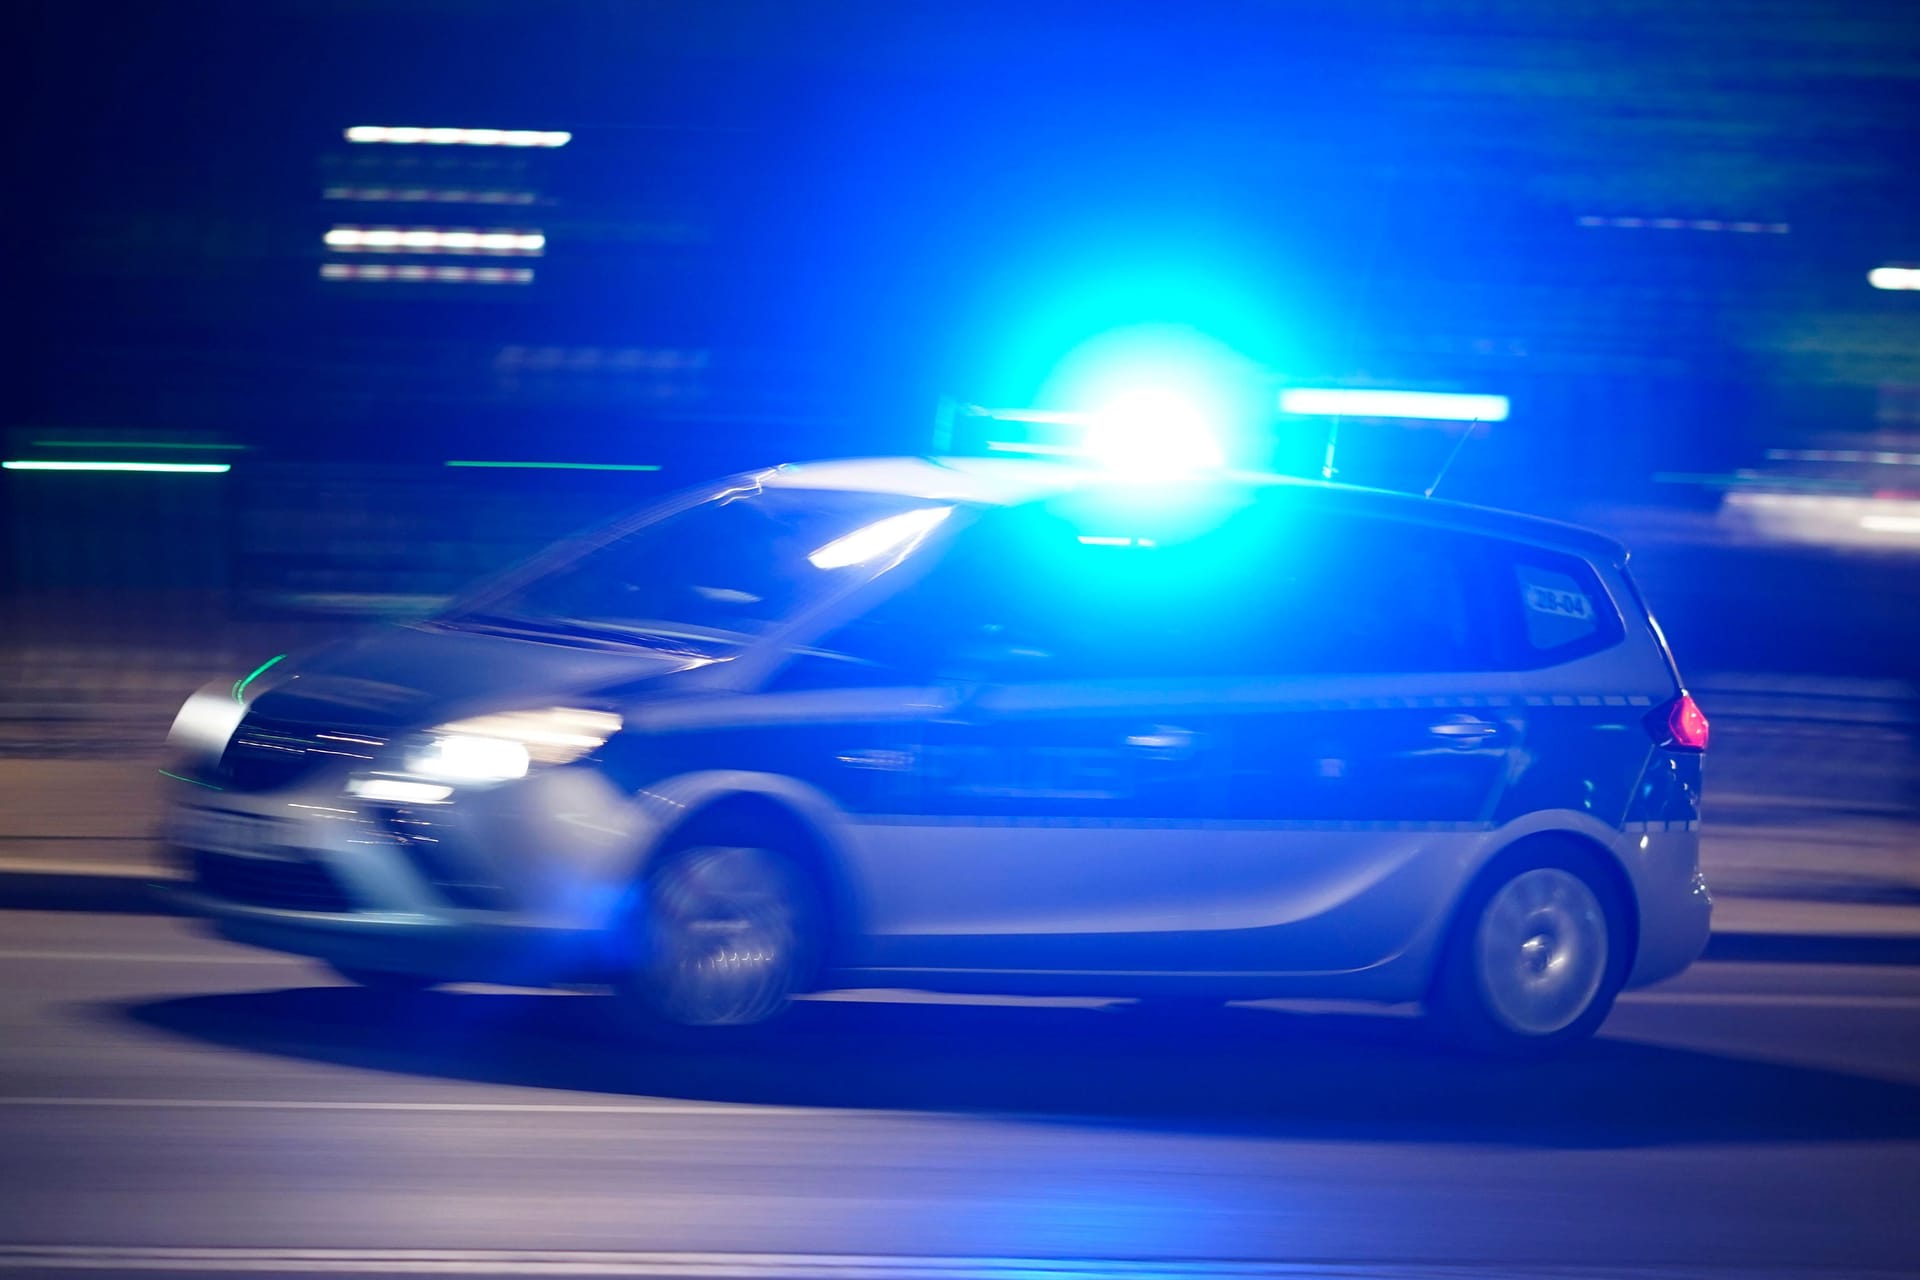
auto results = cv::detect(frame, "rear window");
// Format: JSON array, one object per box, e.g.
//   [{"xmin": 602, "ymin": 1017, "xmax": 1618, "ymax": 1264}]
[{"xmin": 1501, "ymin": 549, "xmax": 1624, "ymax": 667}]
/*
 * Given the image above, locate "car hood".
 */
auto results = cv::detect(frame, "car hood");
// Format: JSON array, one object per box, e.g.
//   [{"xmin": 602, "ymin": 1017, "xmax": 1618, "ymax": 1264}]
[{"xmin": 241, "ymin": 621, "xmax": 723, "ymax": 731}]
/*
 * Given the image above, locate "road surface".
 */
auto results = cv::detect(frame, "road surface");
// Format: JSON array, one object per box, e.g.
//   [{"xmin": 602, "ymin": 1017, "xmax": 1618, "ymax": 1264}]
[{"xmin": 1, "ymin": 910, "xmax": 1917, "ymax": 1279}]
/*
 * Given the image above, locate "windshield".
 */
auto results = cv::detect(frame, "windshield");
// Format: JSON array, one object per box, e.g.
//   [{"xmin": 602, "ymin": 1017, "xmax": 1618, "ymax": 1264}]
[{"xmin": 447, "ymin": 486, "xmax": 954, "ymax": 644}]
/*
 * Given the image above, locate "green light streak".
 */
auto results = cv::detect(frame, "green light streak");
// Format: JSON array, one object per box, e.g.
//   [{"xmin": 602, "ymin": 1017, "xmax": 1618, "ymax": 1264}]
[
  {"xmin": 444, "ymin": 460, "xmax": 663, "ymax": 472},
  {"xmin": 232, "ymin": 654, "xmax": 287, "ymax": 703},
  {"xmin": 3, "ymin": 460, "xmax": 232, "ymax": 474},
  {"xmin": 30, "ymin": 440, "xmax": 248, "ymax": 451},
  {"xmin": 158, "ymin": 769, "xmax": 224, "ymax": 791}
]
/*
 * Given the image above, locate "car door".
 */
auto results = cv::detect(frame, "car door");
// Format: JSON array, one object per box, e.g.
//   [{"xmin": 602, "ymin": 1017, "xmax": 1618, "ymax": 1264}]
[{"xmin": 782, "ymin": 498, "xmax": 1520, "ymax": 978}]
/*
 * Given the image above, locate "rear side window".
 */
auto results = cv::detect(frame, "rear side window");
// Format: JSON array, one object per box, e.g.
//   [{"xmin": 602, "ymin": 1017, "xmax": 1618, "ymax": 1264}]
[{"xmin": 1502, "ymin": 549, "xmax": 1624, "ymax": 667}]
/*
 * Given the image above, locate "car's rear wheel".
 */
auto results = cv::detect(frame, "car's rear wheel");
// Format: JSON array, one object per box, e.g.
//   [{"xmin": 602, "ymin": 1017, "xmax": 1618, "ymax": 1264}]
[
  {"xmin": 1429, "ymin": 845, "xmax": 1627, "ymax": 1055},
  {"xmin": 621, "ymin": 842, "xmax": 820, "ymax": 1036},
  {"xmin": 329, "ymin": 964, "xmax": 438, "ymax": 993}
]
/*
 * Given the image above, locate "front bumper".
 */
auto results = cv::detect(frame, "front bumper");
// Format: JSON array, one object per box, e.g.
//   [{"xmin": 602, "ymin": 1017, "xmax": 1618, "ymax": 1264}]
[
  {"xmin": 159, "ymin": 764, "xmax": 656, "ymax": 985},
  {"xmin": 159, "ymin": 883, "xmax": 611, "ymax": 985}
]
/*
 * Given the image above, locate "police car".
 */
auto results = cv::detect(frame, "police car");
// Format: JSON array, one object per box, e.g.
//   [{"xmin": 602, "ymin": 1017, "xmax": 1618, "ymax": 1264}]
[{"xmin": 162, "ymin": 455, "xmax": 1711, "ymax": 1052}]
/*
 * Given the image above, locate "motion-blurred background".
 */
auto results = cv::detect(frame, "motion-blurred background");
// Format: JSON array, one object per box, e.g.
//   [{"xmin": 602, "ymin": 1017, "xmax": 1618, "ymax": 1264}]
[{"xmin": 6, "ymin": 1, "xmax": 1918, "ymax": 898}]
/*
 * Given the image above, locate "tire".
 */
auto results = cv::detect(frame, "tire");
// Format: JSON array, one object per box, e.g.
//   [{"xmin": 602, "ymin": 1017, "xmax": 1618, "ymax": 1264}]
[
  {"xmin": 1427, "ymin": 844, "xmax": 1628, "ymax": 1056},
  {"xmin": 329, "ymin": 964, "xmax": 438, "ymax": 993},
  {"xmin": 619, "ymin": 842, "xmax": 821, "ymax": 1038}
]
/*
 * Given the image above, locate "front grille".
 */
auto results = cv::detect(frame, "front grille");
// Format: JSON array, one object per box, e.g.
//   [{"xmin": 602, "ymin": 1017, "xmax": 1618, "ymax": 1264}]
[
  {"xmin": 219, "ymin": 716, "xmax": 386, "ymax": 792},
  {"xmin": 190, "ymin": 849, "xmax": 354, "ymax": 913},
  {"xmin": 370, "ymin": 811, "xmax": 509, "ymax": 910}
]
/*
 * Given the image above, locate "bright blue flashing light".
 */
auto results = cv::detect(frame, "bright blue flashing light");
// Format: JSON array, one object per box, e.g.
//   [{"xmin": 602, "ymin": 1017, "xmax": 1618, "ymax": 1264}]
[
  {"xmin": 1081, "ymin": 389, "xmax": 1226, "ymax": 474},
  {"xmin": 1278, "ymin": 388, "xmax": 1510, "ymax": 423},
  {"xmin": 965, "ymin": 392, "xmax": 1226, "ymax": 475}
]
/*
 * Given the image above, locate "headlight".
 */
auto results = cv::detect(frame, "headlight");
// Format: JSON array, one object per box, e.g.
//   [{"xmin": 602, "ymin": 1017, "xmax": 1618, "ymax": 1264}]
[{"xmin": 403, "ymin": 707, "xmax": 621, "ymax": 784}]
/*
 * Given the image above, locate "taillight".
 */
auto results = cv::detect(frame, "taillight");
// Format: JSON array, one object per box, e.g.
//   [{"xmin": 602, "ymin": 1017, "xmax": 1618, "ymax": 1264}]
[{"xmin": 1654, "ymin": 691, "xmax": 1710, "ymax": 751}]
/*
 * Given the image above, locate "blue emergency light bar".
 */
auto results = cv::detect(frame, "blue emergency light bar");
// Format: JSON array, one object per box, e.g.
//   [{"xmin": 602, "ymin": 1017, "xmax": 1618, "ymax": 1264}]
[
  {"xmin": 943, "ymin": 398, "xmax": 1226, "ymax": 473},
  {"xmin": 1278, "ymin": 388, "xmax": 1510, "ymax": 423}
]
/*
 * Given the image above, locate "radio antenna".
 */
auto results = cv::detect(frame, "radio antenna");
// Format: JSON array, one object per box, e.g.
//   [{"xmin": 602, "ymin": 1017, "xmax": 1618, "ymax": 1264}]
[{"xmin": 1424, "ymin": 418, "xmax": 1480, "ymax": 499}]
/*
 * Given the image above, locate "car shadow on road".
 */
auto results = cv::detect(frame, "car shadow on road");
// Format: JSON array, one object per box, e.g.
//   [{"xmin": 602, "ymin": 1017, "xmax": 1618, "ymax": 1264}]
[{"xmin": 121, "ymin": 986, "xmax": 1920, "ymax": 1149}]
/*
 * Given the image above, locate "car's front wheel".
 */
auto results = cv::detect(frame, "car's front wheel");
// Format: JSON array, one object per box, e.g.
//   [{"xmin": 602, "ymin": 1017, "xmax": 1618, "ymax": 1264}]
[
  {"xmin": 621, "ymin": 842, "xmax": 820, "ymax": 1036},
  {"xmin": 1429, "ymin": 845, "xmax": 1628, "ymax": 1055}
]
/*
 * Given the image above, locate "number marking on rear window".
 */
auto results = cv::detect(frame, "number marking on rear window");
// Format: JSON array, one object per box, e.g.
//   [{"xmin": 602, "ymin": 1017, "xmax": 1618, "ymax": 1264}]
[{"xmin": 1525, "ymin": 584, "xmax": 1593, "ymax": 620}]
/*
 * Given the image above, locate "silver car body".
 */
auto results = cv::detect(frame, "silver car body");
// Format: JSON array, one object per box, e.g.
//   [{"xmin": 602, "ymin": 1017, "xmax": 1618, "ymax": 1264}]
[{"xmin": 161, "ymin": 457, "xmax": 1712, "ymax": 1001}]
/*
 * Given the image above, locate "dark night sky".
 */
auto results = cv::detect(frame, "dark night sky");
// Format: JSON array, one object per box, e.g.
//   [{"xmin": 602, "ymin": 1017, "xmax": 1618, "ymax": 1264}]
[{"xmin": 13, "ymin": 0, "xmax": 1920, "ymax": 470}]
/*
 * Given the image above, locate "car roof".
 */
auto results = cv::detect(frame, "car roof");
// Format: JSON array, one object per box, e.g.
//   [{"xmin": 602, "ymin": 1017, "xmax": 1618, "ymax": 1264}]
[{"xmin": 763, "ymin": 456, "xmax": 1627, "ymax": 562}]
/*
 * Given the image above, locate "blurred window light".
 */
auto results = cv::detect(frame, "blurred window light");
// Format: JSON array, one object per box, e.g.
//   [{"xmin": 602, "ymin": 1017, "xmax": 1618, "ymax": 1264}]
[
  {"xmin": 319, "ymin": 264, "xmax": 534, "ymax": 284},
  {"xmin": 324, "ymin": 226, "xmax": 545, "ymax": 255},
  {"xmin": 1859, "ymin": 514, "xmax": 1920, "ymax": 534},
  {"xmin": 1869, "ymin": 267, "xmax": 1920, "ymax": 291},
  {"xmin": 345, "ymin": 126, "xmax": 570, "ymax": 147},
  {"xmin": 808, "ymin": 507, "xmax": 953, "ymax": 570},
  {"xmin": 1279, "ymin": 388, "xmax": 1510, "ymax": 422},
  {"xmin": 1076, "ymin": 535, "xmax": 1158, "ymax": 547},
  {"xmin": 324, "ymin": 187, "xmax": 538, "ymax": 205},
  {"xmin": 1767, "ymin": 448, "xmax": 1920, "ymax": 465},
  {"xmin": 1577, "ymin": 215, "xmax": 1790, "ymax": 234},
  {"xmin": 443, "ymin": 460, "xmax": 662, "ymax": 471},
  {"xmin": 3, "ymin": 460, "xmax": 230, "ymax": 473}
]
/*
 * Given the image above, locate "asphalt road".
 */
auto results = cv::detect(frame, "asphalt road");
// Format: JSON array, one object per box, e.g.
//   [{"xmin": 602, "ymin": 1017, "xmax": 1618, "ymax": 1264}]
[{"xmin": 1, "ymin": 911, "xmax": 1918, "ymax": 1280}]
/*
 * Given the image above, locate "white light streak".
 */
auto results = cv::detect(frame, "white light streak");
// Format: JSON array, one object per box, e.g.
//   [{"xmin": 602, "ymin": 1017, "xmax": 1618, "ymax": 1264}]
[
  {"xmin": 344, "ymin": 126, "xmax": 570, "ymax": 147},
  {"xmin": 323, "ymin": 226, "xmax": 544, "ymax": 255},
  {"xmin": 1278, "ymin": 388, "xmax": 1511, "ymax": 422},
  {"xmin": 318, "ymin": 264, "xmax": 534, "ymax": 284},
  {"xmin": 323, "ymin": 187, "xmax": 537, "ymax": 205},
  {"xmin": 2, "ymin": 460, "xmax": 231, "ymax": 474},
  {"xmin": 1577, "ymin": 215, "xmax": 1790, "ymax": 234}
]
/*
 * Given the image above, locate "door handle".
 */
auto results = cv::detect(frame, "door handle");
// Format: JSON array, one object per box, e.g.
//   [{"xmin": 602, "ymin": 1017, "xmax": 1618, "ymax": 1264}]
[{"xmin": 1428, "ymin": 715, "xmax": 1505, "ymax": 747}]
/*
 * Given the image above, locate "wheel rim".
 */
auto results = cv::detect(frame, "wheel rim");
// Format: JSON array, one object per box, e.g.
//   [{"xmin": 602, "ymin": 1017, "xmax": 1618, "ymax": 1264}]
[
  {"xmin": 1473, "ymin": 867, "xmax": 1610, "ymax": 1037},
  {"xmin": 640, "ymin": 846, "xmax": 802, "ymax": 1027}
]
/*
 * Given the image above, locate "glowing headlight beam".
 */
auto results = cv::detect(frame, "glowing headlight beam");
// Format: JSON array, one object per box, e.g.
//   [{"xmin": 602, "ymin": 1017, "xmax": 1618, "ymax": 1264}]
[
  {"xmin": 409, "ymin": 735, "xmax": 532, "ymax": 784},
  {"xmin": 1278, "ymin": 389, "xmax": 1511, "ymax": 423},
  {"xmin": 345, "ymin": 126, "xmax": 571, "ymax": 148},
  {"xmin": 1869, "ymin": 267, "xmax": 1920, "ymax": 291},
  {"xmin": 808, "ymin": 507, "xmax": 954, "ymax": 570},
  {"xmin": 404, "ymin": 708, "xmax": 622, "ymax": 784},
  {"xmin": 348, "ymin": 779, "xmax": 454, "ymax": 804}
]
